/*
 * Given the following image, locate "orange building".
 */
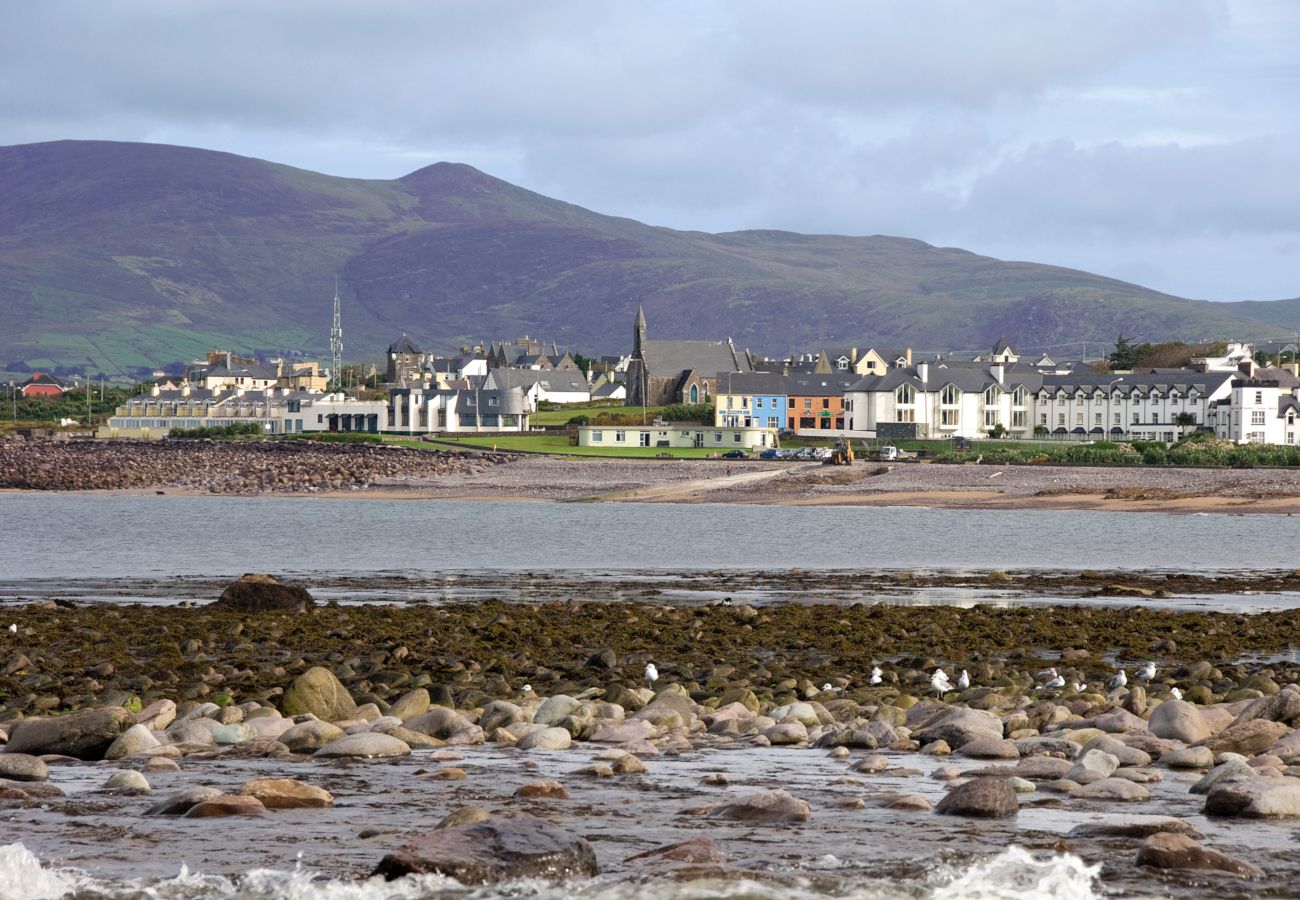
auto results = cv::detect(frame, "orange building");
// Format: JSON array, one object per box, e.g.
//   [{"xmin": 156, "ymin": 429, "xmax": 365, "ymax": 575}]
[{"xmin": 785, "ymin": 374, "xmax": 858, "ymax": 432}]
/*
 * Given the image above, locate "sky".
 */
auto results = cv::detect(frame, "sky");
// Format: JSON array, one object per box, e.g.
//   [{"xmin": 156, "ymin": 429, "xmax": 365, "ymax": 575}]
[{"xmin": 2, "ymin": 0, "xmax": 1297, "ymax": 301}]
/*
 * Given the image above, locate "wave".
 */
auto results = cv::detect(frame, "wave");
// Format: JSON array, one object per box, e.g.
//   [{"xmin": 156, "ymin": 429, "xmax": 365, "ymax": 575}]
[{"xmin": 0, "ymin": 843, "xmax": 1100, "ymax": 900}]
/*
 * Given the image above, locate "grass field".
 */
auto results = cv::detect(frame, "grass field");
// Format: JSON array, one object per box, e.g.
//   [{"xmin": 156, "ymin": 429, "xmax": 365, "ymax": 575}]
[{"xmin": 530, "ymin": 403, "xmax": 673, "ymax": 426}]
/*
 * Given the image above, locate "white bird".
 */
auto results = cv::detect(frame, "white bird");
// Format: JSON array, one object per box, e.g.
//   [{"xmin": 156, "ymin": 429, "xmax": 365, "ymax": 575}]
[
  {"xmin": 957, "ymin": 670, "xmax": 970, "ymax": 690},
  {"xmin": 1109, "ymin": 670, "xmax": 1128, "ymax": 690},
  {"xmin": 821, "ymin": 682, "xmax": 835, "ymax": 693},
  {"xmin": 6, "ymin": 624, "xmax": 15, "ymax": 634},
  {"xmin": 1070, "ymin": 681, "xmax": 1087, "ymax": 694},
  {"xmin": 931, "ymin": 669, "xmax": 952, "ymax": 697},
  {"xmin": 1035, "ymin": 666, "xmax": 1058, "ymax": 681},
  {"xmin": 1136, "ymin": 661, "xmax": 1157, "ymax": 683},
  {"xmin": 521, "ymin": 684, "xmax": 532, "ymax": 693},
  {"xmin": 869, "ymin": 666, "xmax": 883, "ymax": 685},
  {"xmin": 1042, "ymin": 675, "xmax": 1066, "ymax": 690},
  {"xmin": 643, "ymin": 663, "xmax": 659, "ymax": 686},
  {"xmin": 1170, "ymin": 687, "xmax": 1183, "ymax": 700}
]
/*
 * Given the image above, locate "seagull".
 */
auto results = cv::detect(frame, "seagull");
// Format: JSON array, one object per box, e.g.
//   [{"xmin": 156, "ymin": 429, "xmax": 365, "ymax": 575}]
[
  {"xmin": 521, "ymin": 684, "xmax": 532, "ymax": 694},
  {"xmin": 931, "ymin": 669, "xmax": 952, "ymax": 697},
  {"xmin": 957, "ymin": 670, "xmax": 970, "ymax": 690},
  {"xmin": 1041, "ymin": 675, "xmax": 1066, "ymax": 690},
  {"xmin": 643, "ymin": 663, "xmax": 659, "ymax": 687},
  {"xmin": 1170, "ymin": 687, "xmax": 1183, "ymax": 700},
  {"xmin": 1136, "ymin": 661, "xmax": 1157, "ymax": 683},
  {"xmin": 1109, "ymin": 670, "xmax": 1128, "ymax": 690},
  {"xmin": 6, "ymin": 624, "xmax": 15, "ymax": 634},
  {"xmin": 1035, "ymin": 666, "xmax": 1058, "ymax": 682},
  {"xmin": 1070, "ymin": 681, "xmax": 1087, "ymax": 694},
  {"xmin": 869, "ymin": 666, "xmax": 883, "ymax": 685}
]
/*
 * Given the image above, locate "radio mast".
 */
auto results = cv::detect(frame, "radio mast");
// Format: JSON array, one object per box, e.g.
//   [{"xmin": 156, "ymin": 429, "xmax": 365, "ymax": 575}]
[{"xmin": 330, "ymin": 276, "xmax": 343, "ymax": 390}]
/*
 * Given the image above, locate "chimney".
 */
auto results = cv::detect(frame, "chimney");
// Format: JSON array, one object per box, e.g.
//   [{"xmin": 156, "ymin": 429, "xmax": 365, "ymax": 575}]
[
  {"xmin": 1238, "ymin": 359, "xmax": 1256, "ymax": 378},
  {"xmin": 150, "ymin": 384, "xmax": 160, "ymax": 397},
  {"xmin": 990, "ymin": 363, "xmax": 1005, "ymax": 383},
  {"xmin": 916, "ymin": 362, "xmax": 929, "ymax": 383},
  {"xmin": 905, "ymin": 348, "xmax": 913, "ymax": 365},
  {"xmin": 180, "ymin": 384, "xmax": 190, "ymax": 397}
]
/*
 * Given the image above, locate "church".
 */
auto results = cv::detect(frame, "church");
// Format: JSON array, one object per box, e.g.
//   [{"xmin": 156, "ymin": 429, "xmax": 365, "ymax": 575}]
[{"xmin": 625, "ymin": 306, "xmax": 754, "ymax": 407}]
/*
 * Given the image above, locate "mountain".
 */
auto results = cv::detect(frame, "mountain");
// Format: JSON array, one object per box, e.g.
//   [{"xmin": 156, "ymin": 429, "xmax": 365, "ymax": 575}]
[{"xmin": 1, "ymin": 139, "xmax": 1295, "ymax": 377}]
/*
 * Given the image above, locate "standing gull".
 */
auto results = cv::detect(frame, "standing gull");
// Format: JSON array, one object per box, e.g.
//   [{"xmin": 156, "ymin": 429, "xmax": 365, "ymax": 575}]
[
  {"xmin": 957, "ymin": 670, "xmax": 970, "ymax": 690},
  {"xmin": 869, "ymin": 667, "xmax": 883, "ymax": 685},
  {"xmin": 1136, "ymin": 661, "xmax": 1157, "ymax": 683},
  {"xmin": 931, "ymin": 669, "xmax": 952, "ymax": 697},
  {"xmin": 1109, "ymin": 670, "xmax": 1128, "ymax": 690},
  {"xmin": 643, "ymin": 663, "xmax": 659, "ymax": 688}
]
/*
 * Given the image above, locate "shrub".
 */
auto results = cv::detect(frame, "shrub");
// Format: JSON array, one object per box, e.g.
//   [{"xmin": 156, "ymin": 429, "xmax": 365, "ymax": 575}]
[{"xmin": 168, "ymin": 423, "xmax": 264, "ymax": 439}]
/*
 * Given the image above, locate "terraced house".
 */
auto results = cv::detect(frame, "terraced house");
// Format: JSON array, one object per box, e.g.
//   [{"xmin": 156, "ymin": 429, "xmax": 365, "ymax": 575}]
[
  {"xmin": 785, "ymin": 373, "xmax": 858, "ymax": 433},
  {"xmin": 713, "ymin": 372, "xmax": 787, "ymax": 429}
]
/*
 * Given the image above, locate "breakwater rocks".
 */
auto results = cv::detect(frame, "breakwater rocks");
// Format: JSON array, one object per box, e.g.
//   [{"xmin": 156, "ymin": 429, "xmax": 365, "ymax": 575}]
[{"xmin": 0, "ymin": 439, "xmax": 515, "ymax": 492}]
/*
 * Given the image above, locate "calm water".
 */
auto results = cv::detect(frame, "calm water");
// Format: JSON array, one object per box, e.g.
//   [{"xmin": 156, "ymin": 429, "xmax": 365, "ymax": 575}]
[{"xmin": 1, "ymin": 492, "xmax": 1298, "ymax": 580}]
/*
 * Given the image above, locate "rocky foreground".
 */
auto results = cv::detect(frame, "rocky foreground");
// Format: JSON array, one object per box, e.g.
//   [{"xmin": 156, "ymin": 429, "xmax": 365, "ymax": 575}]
[
  {"xmin": 4, "ymin": 585, "xmax": 1300, "ymax": 887},
  {"xmin": 0, "ymin": 438, "xmax": 515, "ymax": 493}
]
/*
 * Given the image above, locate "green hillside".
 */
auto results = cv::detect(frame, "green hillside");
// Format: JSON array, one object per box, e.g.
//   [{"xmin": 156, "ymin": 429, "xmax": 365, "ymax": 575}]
[{"xmin": 0, "ymin": 139, "xmax": 1292, "ymax": 377}]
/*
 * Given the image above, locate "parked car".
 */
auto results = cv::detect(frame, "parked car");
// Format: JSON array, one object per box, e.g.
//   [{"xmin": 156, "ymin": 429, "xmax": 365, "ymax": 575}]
[
  {"xmin": 721, "ymin": 449, "xmax": 748, "ymax": 459},
  {"xmin": 879, "ymin": 445, "xmax": 898, "ymax": 461},
  {"xmin": 758, "ymin": 448, "xmax": 780, "ymax": 459}
]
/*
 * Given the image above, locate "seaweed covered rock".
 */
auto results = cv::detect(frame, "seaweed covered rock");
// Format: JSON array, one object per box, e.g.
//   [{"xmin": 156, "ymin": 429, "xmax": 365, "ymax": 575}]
[{"xmin": 210, "ymin": 574, "xmax": 315, "ymax": 613}]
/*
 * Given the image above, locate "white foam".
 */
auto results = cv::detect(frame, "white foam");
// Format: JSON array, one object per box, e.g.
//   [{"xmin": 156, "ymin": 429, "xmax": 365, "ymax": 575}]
[
  {"xmin": 0, "ymin": 842, "xmax": 1102, "ymax": 900},
  {"xmin": 0, "ymin": 843, "xmax": 74, "ymax": 900},
  {"xmin": 932, "ymin": 846, "xmax": 1101, "ymax": 900}
]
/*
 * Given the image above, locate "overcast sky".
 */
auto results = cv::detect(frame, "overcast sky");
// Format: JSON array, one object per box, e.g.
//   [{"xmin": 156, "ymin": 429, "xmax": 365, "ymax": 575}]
[{"xmin": 3, "ymin": 1, "xmax": 1297, "ymax": 301}]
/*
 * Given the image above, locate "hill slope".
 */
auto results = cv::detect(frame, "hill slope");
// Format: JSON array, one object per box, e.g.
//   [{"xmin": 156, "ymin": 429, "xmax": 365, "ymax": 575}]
[{"xmin": 0, "ymin": 140, "xmax": 1293, "ymax": 376}]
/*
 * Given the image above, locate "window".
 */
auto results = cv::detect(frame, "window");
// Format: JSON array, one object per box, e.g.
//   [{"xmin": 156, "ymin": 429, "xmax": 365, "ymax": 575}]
[
  {"xmin": 727, "ymin": 396, "xmax": 734, "ymax": 408},
  {"xmin": 940, "ymin": 384, "xmax": 960, "ymax": 405},
  {"xmin": 1013, "ymin": 386, "xmax": 1028, "ymax": 407},
  {"xmin": 804, "ymin": 398, "xmax": 812, "ymax": 410},
  {"xmin": 317, "ymin": 414, "xmax": 323, "ymax": 423},
  {"xmin": 1075, "ymin": 413, "xmax": 1084, "ymax": 426},
  {"xmin": 896, "ymin": 384, "xmax": 915, "ymax": 405},
  {"xmin": 984, "ymin": 386, "xmax": 1001, "ymax": 405},
  {"xmin": 1133, "ymin": 412, "xmax": 1140, "ymax": 424},
  {"xmin": 940, "ymin": 409, "xmax": 959, "ymax": 426},
  {"xmin": 742, "ymin": 397, "xmax": 749, "ymax": 408},
  {"xmin": 896, "ymin": 409, "xmax": 915, "ymax": 423},
  {"xmin": 1289, "ymin": 432, "xmax": 1295, "ymax": 445},
  {"xmin": 615, "ymin": 430, "xmax": 626, "ymax": 443},
  {"xmin": 592, "ymin": 430, "xmax": 603, "ymax": 442},
  {"xmin": 1151, "ymin": 413, "xmax": 1159, "ymax": 424},
  {"xmin": 1039, "ymin": 413, "xmax": 1047, "ymax": 425},
  {"xmin": 1255, "ymin": 391, "xmax": 1263, "ymax": 404},
  {"xmin": 822, "ymin": 398, "xmax": 830, "ymax": 409},
  {"xmin": 1095, "ymin": 413, "xmax": 1102, "ymax": 425},
  {"xmin": 689, "ymin": 385, "xmax": 698, "ymax": 403},
  {"xmin": 1057, "ymin": 413, "xmax": 1065, "ymax": 426},
  {"xmin": 984, "ymin": 410, "xmax": 997, "ymax": 428},
  {"xmin": 1012, "ymin": 410, "xmax": 1027, "ymax": 428},
  {"xmin": 755, "ymin": 397, "xmax": 764, "ymax": 408},
  {"xmin": 1251, "ymin": 410, "xmax": 1267, "ymax": 425},
  {"xmin": 733, "ymin": 432, "xmax": 742, "ymax": 442}
]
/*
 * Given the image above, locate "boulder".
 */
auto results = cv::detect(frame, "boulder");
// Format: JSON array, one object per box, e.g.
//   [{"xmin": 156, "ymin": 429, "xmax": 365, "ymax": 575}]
[
  {"xmin": 1080, "ymin": 735, "xmax": 1151, "ymax": 768},
  {"xmin": 934, "ymin": 777, "xmax": 1018, "ymax": 818},
  {"xmin": 1205, "ymin": 777, "xmax": 1300, "ymax": 817},
  {"xmin": 1136, "ymin": 833, "xmax": 1261, "ymax": 877},
  {"xmin": 913, "ymin": 707, "xmax": 1002, "ymax": 749},
  {"xmin": 957, "ymin": 738, "xmax": 1019, "ymax": 760},
  {"xmin": 387, "ymin": 689, "xmax": 431, "ymax": 721},
  {"xmin": 533, "ymin": 696, "xmax": 582, "ymax": 727},
  {"xmin": 184, "ymin": 794, "xmax": 266, "ymax": 817},
  {"xmin": 1227, "ymin": 690, "xmax": 1300, "ymax": 730},
  {"xmin": 516, "ymin": 727, "xmax": 573, "ymax": 751},
  {"xmin": 1065, "ymin": 749, "xmax": 1119, "ymax": 783},
  {"xmin": 4, "ymin": 707, "xmax": 133, "ymax": 760},
  {"xmin": 480, "ymin": 701, "xmax": 527, "ymax": 734},
  {"xmin": 145, "ymin": 786, "xmax": 225, "ymax": 816},
  {"xmin": 514, "ymin": 780, "xmax": 569, "ymax": 800},
  {"xmin": 313, "ymin": 733, "xmax": 411, "ymax": 759},
  {"xmin": 405, "ymin": 707, "xmax": 473, "ymax": 740},
  {"xmin": 0, "ymin": 754, "xmax": 47, "ymax": 783},
  {"xmin": 1148, "ymin": 699, "xmax": 1211, "ymax": 744},
  {"xmin": 104, "ymin": 770, "xmax": 150, "ymax": 792},
  {"xmin": 1191, "ymin": 760, "xmax": 1257, "ymax": 794},
  {"xmin": 373, "ymin": 812, "xmax": 598, "ymax": 884},
  {"xmin": 1070, "ymin": 778, "xmax": 1150, "ymax": 801},
  {"xmin": 1069, "ymin": 815, "xmax": 1200, "ymax": 839},
  {"xmin": 209, "ymin": 573, "xmax": 314, "ymax": 613},
  {"xmin": 626, "ymin": 836, "xmax": 727, "ymax": 865},
  {"xmin": 762, "ymin": 722, "xmax": 808, "ymax": 745},
  {"xmin": 279, "ymin": 719, "xmax": 346, "ymax": 753},
  {"xmin": 708, "ymin": 789, "xmax": 811, "ymax": 823},
  {"xmin": 241, "ymin": 777, "xmax": 333, "ymax": 809},
  {"xmin": 280, "ymin": 667, "xmax": 357, "ymax": 722},
  {"xmin": 1203, "ymin": 719, "xmax": 1291, "ymax": 757},
  {"xmin": 135, "ymin": 699, "xmax": 177, "ymax": 731},
  {"xmin": 1162, "ymin": 746, "xmax": 1215, "ymax": 769},
  {"xmin": 104, "ymin": 723, "xmax": 161, "ymax": 760}
]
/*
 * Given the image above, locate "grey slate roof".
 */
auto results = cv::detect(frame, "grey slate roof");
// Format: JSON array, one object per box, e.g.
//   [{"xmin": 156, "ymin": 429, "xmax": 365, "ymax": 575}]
[
  {"xmin": 641, "ymin": 340, "xmax": 752, "ymax": 378},
  {"xmin": 389, "ymin": 335, "xmax": 421, "ymax": 355},
  {"xmin": 786, "ymin": 374, "xmax": 860, "ymax": 396},
  {"xmin": 485, "ymin": 368, "xmax": 590, "ymax": 393},
  {"xmin": 714, "ymin": 371, "xmax": 788, "ymax": 395}
]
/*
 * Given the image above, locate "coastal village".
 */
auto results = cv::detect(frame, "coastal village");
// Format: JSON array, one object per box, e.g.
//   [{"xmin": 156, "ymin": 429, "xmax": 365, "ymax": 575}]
[{"xmin": 49, "ymin": 305, "xmax": 1300, "ymax": 451}]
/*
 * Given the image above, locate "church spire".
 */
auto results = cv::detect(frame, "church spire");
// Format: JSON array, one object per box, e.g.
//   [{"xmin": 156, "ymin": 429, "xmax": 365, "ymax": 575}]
[{"xmin": 634, "ymin": 304, "xmax": 647, "ymax": 356}]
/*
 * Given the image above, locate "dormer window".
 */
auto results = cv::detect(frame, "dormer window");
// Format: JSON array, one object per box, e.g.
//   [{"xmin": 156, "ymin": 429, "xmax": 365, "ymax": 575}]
[
  {"xmin": 984, "ymin": 386, "xmax": 1001, "ymax": 405},
  {"xmin": 940, "ymin": 384, "xmax": 960, "ymax": 405},
  {"xmin": 896, "ymin": 384, "xmax": 915, "ymax": 405}
]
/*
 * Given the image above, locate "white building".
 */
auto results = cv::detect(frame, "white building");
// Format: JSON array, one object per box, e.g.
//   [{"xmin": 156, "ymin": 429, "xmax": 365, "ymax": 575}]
[
  {"xmin": 482, "ymin": 368, "xmax": 590, "ymax": 405},
  {"xmin": 577, "ymin": 422, "xmax": 775, "ymax": 451},
  {"xmin": 386, "ymin": 386, "xmax": 532, "ymax": 435},
  {"xmin": 99, "ymin": 385, "xmax": 386, "ymax": 438},
  {"xmin": 1206, "ymin": 369, "xmax": 1300, "ymax": 445}
]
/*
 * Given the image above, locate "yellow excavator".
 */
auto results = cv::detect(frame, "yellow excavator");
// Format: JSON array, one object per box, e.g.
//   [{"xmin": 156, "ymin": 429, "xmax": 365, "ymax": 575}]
[{"xmin": 824, "ymin": 437, "xmax": 854, "ymax": 466}]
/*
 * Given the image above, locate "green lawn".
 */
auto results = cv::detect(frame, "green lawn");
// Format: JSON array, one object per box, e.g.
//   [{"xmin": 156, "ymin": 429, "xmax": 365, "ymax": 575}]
[
  {"xmin": 530, "ymin": 403, "xmax": 671, "ymax": 426},
  {"xmin": 428, "ymin": 433, "xmax": 737, "ymax": 459}
]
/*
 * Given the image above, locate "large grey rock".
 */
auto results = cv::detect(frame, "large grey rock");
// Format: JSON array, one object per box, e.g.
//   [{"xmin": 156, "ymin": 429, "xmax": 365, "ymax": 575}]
[
  {"xmin": 1065, "ymin": 749, "xmax": 1119, "ymax": 782},
  {"xmin": 387, "ymin": 689, "xmax": 431, "ymax": 721},
  {"xmin": 4, "ymin": 708, "xmax": 133, "ymax": 760},
  {"xmin": 0, "ymin": 754, "xmax": 48, "ymax": 782},
  {"xmin": 480, "ymin": 701, "xmax": 527, "ymax": 734},
  {"xmin": 1148, "ymin": 700, "xmax": 1211, "ymax": 744},
  {"xmin": 1205, "ymin": 777, "xmax": 1300, "ymax": 817},
  {"xmin": 105, "ymin": 723, "xmax": 161, "ymax": 760},
  {"xmin": 145, "ymin": 786, "xmax": 224, "ymax": 816},
  {"xmin": 533, "ymin": 696, "xmax": 582, "ymax": 727},
  {"xmin": 1162, "ymin": 746, "xmax": 1215, "ymax": 769},
  {"xmin": 957, "ymin": 738, "xmax": 1019, "ymax": 760},
  {"xmin": 279, "ymin": 719, "xmax": 345, "ymax": 753},
  {"xmin": 708, "ymin": 789, "xmax": 811, "ymax": 823},
  {"xmin": 934, "ymin": 777, "xmax": 1018, "ymax": 818},
  {"xmin": 1071, "ymin": 777, "xmax": 1150, "ymax": 802},
  {"xmin": 314, "ymin": 733, "xmax": 411, "ymax": 759},
  {"xmin": 1069, "ymin": 815, "xmax": 1201, "ymax": 839},
  {"xmin": 1080, "ymin": 735, "xmax": 1151, "ymax": 768},
  {"xmin": 1012, "ymin": 736, "xmax": 1081, "ymax": 758},
  {"xmin": 104, "ymin": 770, "xmax": 150, "ymax": 792},
  {"xmin": 1227, "ymin": 689, "xmax": 1300, "ymax": 730},
  {"xmin": 373, "ymin": 812, "xmax": 598, "ymax": 884},
  {"xmin": 135, "ymin": 699, "xmax": 177, "ymax": 731},
  {"xmin": 762, "ymin": 722, "xmax": 809, "ymax": 745},
  {"xmin": 1136, "ymin": 833, "xmax": 1261, "ymax": 877},
  {"xmin": 280, "ymin": 667, "xmax": 356, "ymax": 722},
  {"xmin": 1191, "ymin": 760, "xmax": 1256, "ymax": 794},
  {"xmin": 913, "ymin": 708, "xmax": 1003, "ymax": 750},
  {"xmin": 210, "ymin": 573, "xmax": 314, "ymax": 613},
  {"xmin": 405, "ymin": 707, "xmax": 473, "ymax": 740},
  {"xmin": 516, "ymin": 727, "xmax": 573, "ymax": 751},
  {"xmin": 1203, "ymin": 719, "xmax": 1291, "ymax": 756}
]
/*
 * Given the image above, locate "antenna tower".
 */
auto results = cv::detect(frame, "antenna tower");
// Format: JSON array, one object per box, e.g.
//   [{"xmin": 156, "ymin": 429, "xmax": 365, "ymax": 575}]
[{"xmin": 330, "ymin": 277, "xmax": 343, "ymax": 389}]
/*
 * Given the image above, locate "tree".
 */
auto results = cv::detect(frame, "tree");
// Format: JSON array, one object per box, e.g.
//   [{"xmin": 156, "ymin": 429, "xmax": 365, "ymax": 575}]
[
  {"xmin": 1175, "ymin": 411, "xmax": 1197, "ymax": 434},
  {"xmin": 1108, "ymin": 334, "xmax": 1141, "ymax": 370}
]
